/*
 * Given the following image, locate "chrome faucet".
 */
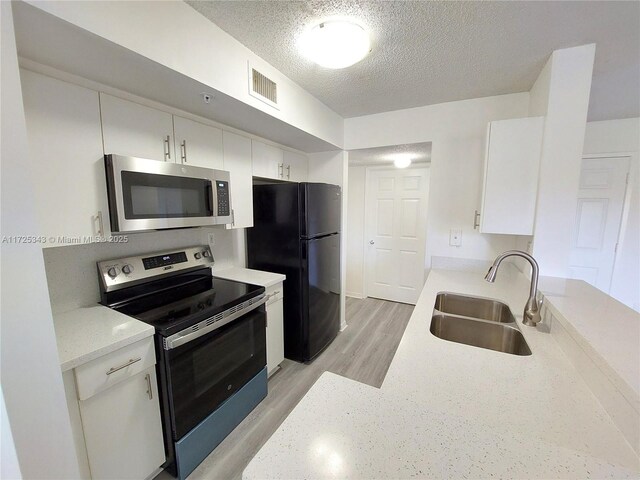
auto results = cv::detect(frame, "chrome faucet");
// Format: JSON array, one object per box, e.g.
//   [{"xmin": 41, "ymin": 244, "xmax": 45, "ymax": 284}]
[{"xmin": 485, "ymin": 250, "xmax": 542, "ymax": 327}]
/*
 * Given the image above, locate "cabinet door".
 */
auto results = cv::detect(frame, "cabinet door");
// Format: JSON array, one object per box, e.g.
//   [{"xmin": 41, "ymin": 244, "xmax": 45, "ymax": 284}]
[
  {"xmin": 252, "ymin": 139, "xmax": 283, "ymax": 179},
  {"xmin": 266, "ymin": 297, "xmax": 284, "ymax": 376},
  {"xmin": 21, "ymin": 70, "xmax": 109, "ymax": 245},
  {"xmin": 480, "ymin": 116, "xmax": 544, "ymax": 235},
  {"xmin": 173, "ymin": 116, "xmax": 223, "ymax": 169},
  {"xmin": 79, "ymin": 367, "xmax": 165, "ymax": 480},
  {"xmin": 223, "ymin": 131, "xmax": 254, "ymax": 229},
  {"xmin": 283, "ymin": 150, "xmax": 308, "ymax": 182},
  {"xmin": 100, "ymin": 93, "xmax": 174, "ymax": 162}
]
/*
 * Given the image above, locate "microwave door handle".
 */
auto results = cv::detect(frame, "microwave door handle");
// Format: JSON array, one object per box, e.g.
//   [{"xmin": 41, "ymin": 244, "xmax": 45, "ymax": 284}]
[{"xmin": 206, "ymin": 183, "xmax": 214, "ymax": 215}]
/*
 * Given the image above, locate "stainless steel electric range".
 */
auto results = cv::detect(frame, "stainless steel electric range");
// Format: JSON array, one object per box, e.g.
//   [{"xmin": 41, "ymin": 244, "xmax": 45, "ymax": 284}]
[{"xmin": 98, "ymin": 246, "xmax": 267, "ymax": 479}]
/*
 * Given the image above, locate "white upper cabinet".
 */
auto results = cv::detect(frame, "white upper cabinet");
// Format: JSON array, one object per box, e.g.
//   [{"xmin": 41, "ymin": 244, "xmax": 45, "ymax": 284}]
[
  {"xmin": 173, "ymin": 116, "xmax": 223, "ymax": 169},
  {"xmin": 479, "ymin": 116, "xmax": 545, "ymax": 235},
  {"xmin": 252, "ymin": 139, "xmax": 283, "ymax": 180},
  {"xmin": 283, "ymin": 150, "xmax": 308, "ymax": 182},
  {"xmin": 100, "ymin": 93, "xmax": 174, "ymax": 162},
  {"xmin": 223, "ymin": 131, "xmax": 254, "ymax": 229},
  {"xmin": 21, "ymin": 69, "xmax": 109, "ymax": 244}
]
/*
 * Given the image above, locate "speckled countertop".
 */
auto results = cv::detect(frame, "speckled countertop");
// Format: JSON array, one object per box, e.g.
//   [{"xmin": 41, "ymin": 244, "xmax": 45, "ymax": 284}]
[
  {"xmin": 214, "ymin": 267, "xmax": 285, "ymax": 288},
  {"xmin": 53, "ymin": 306, "xmax": 154, "ymax": 372},
  {"xmin": 244, "ymin": 267, "xmax": 640, "ymax": 479}
]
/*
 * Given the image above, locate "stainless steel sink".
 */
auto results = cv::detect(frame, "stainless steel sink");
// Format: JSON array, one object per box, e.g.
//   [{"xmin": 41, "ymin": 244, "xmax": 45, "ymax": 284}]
[
  {"xmin": 434, "ymin": 292, "xmax": 515, "ymax": 323},
  {"xmin": 430, "ymin": 313, "xmax": 532, "ymax": 356}
]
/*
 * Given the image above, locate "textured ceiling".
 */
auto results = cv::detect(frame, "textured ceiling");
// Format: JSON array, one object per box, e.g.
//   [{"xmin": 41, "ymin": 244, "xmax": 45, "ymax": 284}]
[
  {"xmin": 348, "ymin": 143, "xmax": 431, "ymax": 166},
  {"xmin": 186, "ymin": 1, "xmax": 639, "ymax": 121}
]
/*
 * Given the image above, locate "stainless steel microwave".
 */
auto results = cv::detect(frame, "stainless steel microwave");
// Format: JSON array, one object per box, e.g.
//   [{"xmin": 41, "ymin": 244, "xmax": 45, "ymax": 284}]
[{"xmin": 104, "ymin": 154, "xmax": 232, "ymax": 233}]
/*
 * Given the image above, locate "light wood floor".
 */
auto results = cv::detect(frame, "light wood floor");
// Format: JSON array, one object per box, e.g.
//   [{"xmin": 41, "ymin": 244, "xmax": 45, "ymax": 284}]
[{"xmin": 170, "ymin": 297, "xmax": 414, "ymax": 480}]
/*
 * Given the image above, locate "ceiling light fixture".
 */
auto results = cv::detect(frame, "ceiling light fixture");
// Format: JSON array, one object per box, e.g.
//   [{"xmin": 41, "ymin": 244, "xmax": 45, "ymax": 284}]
[
  {"xmin": 392, "ymin": 154, "xmax": 413, "ymax": 169},
  {"xmin": 299, "ymin": 20, "xmax": 370, "ymax": 69}
]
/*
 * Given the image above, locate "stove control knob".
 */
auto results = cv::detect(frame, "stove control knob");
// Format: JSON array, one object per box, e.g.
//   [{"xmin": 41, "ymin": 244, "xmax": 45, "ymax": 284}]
[
  {"xmin": 203, "ymin": 250, "xmax": 210, "ymax": 257},
  {"xmin": 194, "ymin": 252, "xmax": 202, "ymax": 260},
  {"xmin": 107, "ymin": 267, "xmax": 119, "ymax": 279},
  {"xmin": 122, "ymin": 264, "xmax": 133, "ymax": 275}
]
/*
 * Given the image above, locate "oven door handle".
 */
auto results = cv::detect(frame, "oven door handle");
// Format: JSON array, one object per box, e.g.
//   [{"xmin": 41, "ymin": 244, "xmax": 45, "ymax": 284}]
[{"xmin": 163, "ymin": 294, "xmax": 267, "ymax": 350}]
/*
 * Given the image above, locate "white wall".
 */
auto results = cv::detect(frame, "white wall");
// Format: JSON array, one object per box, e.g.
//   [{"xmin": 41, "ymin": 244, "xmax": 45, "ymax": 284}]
[
  {"xmin": 0, "ymin": 2, "xmax": 80, "ymax": 477},
  {"xmin": 583, "ymin": 118, "xmax": 640, "ymax": 311},
  {"xmin": 1, "ymin": 389, "xmax": 21, "ymax": 480},
  {"xmin": 42, "ymin": 227, "xmax": 245, "ymax": 314},
  {"xmin": 529, "ymin": 44, "xmax": 596, "ymax": 277},
  {"xmin": 345, "ymin": 93, "xmax": 530, "ymax": 269},
  {"xmin": 23, "ymin": 0, "xmax": 343, "ymax": 149},
  {"xmin": 346, "ymin": 166, "xmax": 366, "ymax": 298},
  {"xmin": 308, "ymin": 151, "xmax": 349, "ymax": 330}
]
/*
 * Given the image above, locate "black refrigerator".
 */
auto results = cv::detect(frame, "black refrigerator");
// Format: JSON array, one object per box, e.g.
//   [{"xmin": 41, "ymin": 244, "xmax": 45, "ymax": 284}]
[{"xmin": 247, "ymin": 183, "xmax": 341, "ymax": 362}]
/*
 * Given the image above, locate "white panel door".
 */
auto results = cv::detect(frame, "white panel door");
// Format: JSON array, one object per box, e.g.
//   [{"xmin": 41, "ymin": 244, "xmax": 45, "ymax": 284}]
[
  {"xmin": 100, "ymin": 93, "xmax": 174, "ymax": 162},
  {"xmin": 223, "ymin": 131, "xmax": 254, "ymax": 228},
  {"xmin": 365, "ymin": 168, "xmax": 429, "ymax": 304},
  {"xmin": 568, "ymin": 156, "xmax": 630, "ymax": 292},
  {"xmin": 173, "ymin": 115, "xmax": 223, "ymax": 169}
]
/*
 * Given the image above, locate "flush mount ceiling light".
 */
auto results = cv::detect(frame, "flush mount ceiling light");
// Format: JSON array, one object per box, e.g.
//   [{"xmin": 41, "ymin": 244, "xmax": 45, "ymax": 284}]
[
  {"xmin": 299, "ymin": 20, "xmax": 370, "ymax": 69},
  {"xmin": 392, "ymin": 154, "xmax": 414, "ymax": 168}
]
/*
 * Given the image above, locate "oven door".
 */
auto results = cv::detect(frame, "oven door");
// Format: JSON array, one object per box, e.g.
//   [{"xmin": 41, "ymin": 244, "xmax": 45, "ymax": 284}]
[
  {"xmin": 163, "ymin": 303, "xmax": 267, "ymax": 440},
  {"xmin": 105, "ymin": 154, "xmax": 231, "ymax": 232}
]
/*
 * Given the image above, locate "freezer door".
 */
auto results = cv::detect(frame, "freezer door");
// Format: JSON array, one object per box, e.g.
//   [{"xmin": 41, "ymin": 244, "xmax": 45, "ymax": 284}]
[
  {"xmin": 301, "ymin": 233, "xmax": 341, "ymax": 360},
  {"xmin": 300, "ymin": 183, "xmax": 341, "ymax": 238}
]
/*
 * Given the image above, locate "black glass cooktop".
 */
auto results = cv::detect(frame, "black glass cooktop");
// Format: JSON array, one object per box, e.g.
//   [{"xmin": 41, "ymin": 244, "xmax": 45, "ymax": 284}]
[{"xmin": 109, "ymin": 272, "xmax": 264, "ymax": 337}]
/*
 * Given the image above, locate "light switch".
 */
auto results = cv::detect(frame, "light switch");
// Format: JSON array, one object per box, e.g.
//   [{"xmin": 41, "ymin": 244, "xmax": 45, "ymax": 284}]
[
  {"xmin": 449, "ymin": 229, "xmax": 462, "ymax": 247},
  {"xmin": 208, "ymin": 233, "xmax": 216, "ymax": 246}
]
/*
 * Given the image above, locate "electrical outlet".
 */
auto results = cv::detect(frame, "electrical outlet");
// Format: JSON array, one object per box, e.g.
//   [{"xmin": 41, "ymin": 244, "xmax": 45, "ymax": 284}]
[
  {"xmin": 449, "ymin": 229, "xmax": 462, "ymax": 247},
  {"xmin": 208, "ymin": 233, "xmax": 215, "ymax": 246}
]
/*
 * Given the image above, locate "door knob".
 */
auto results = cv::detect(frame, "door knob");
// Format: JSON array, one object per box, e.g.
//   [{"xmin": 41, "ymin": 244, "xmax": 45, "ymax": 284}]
[{"xmin": 369, "ymin": 240, "xmax": 375, "ymax": 245}]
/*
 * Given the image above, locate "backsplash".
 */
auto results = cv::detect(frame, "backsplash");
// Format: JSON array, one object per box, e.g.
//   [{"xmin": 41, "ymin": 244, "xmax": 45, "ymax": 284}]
[{"xmin": 42, "ymin": 227, "xmax": 246, "ymax": 314}]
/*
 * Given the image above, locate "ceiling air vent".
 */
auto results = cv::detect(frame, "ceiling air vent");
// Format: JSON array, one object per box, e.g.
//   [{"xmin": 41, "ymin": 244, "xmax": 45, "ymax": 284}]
[{"xmin": 249, "ymin": 63, "xmax": 279, "ymax": 109}]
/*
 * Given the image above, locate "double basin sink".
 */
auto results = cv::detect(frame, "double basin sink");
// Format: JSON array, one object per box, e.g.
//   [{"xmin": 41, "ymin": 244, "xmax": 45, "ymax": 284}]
[{"xmin": 430, "ymin": 292, "xmax": 532, "ymax": 356}]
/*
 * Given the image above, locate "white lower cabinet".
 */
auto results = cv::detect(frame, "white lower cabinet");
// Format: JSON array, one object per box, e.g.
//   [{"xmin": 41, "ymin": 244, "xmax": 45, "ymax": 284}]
[
  {"xmin": 265, "ymin": 282, "xmax": 285, "ymax": 376},
  {"xmin": 68, "ymin": 338, "xmax": 165, "ymax": 480}
]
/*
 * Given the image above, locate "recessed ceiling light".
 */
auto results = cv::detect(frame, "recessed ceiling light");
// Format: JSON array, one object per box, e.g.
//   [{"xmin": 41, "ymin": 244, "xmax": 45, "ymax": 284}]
[
  {"xmin": 299, "ymin": 20, "xmax": 370, "ymax": 69},
  {"xmin": 392, "ymin": 154, "xmax": 413, "ymax": 168}
]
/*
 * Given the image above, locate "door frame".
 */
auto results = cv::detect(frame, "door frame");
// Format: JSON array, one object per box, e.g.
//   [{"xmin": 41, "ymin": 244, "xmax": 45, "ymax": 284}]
[
  {"xmin": 580, "ymin": 152, "xmax": 634, "ymax": 293},
  {"xmin": 363, "ymin": 164, "xmax": 430, "ymax": 301}
]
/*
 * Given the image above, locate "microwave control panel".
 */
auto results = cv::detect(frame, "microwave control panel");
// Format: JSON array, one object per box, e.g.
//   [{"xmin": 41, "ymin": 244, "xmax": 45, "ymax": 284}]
[{"xmin": 216, "ymin": 181, "xmax": 230, "ymax": 217}]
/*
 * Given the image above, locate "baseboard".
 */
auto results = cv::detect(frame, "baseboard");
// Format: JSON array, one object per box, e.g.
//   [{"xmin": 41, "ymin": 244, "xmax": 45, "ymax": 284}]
[{"xmin": 346, "ymin": 291, "xmax": 366, "ymax": 299}]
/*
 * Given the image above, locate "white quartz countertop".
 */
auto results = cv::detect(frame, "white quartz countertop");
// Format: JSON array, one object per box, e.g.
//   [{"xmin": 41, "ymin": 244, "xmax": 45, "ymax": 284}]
[
  {"xmin": 53, "ymin": 306, "xmax": 154, "ymax": 372},
  {"xmin": 214, "ymin": 267, "xmax": 285, "ymax": 288},
  {"xmin": 244, "ymin": 267, "xmax": 640, "ymax": 479},
  {"xmin": 539, "ymin": 276, "xmax": 640, "ymax": 398}
]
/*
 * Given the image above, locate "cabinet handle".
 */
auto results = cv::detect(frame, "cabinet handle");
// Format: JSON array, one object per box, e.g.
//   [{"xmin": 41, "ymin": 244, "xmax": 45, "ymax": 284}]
[
  {"xmin": 106, "ymin": 357, "xmax": 142, "ymax": 375},
  {"xmin": 474, "ymin": 210, "xmax": 481, "ymax": 230},
  {"xmin": 231, "ymin": 208, "xmax": 235, "ymax": 226},
  {"xmin": 145, "ymin": 373, "xmax": 153, "ymax": 400},
  {"xmin": 95, "ymin": 211, "xmax": 104, "ymax": 237},
  {"xmin": 286, "ymin": 164, "xmax": 291, "ymax": 179},
  {"xmin": 180, "ymin": 140, "xmax": 187, "ymax": 163},
  {"xmin": 164, "ymin": 135, "xmax": 171, "ymax": 161},
  {"xmin": 278, "ymin": 163, "xmax": 283, "ymax": 178}
]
